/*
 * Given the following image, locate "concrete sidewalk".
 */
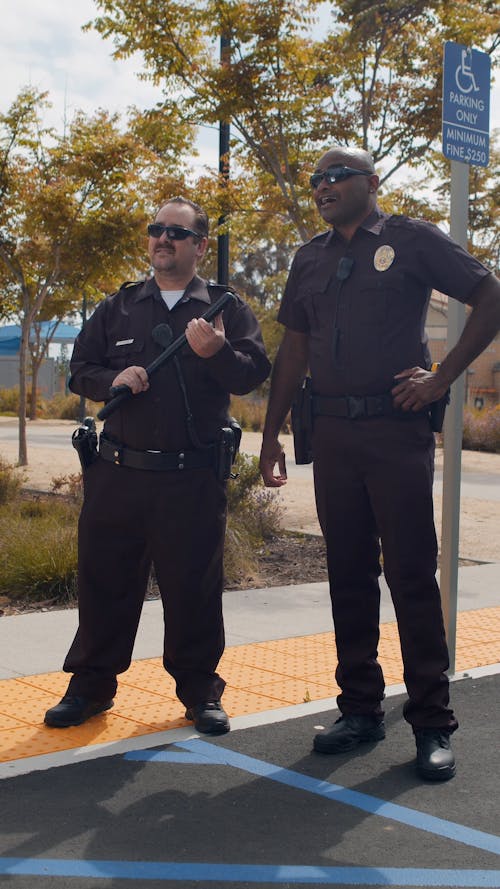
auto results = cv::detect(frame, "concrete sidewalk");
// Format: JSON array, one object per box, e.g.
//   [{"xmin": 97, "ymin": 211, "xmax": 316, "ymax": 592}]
[
  {"xmin": 0, "ymin": 563, "xmax": 498, "ymax": 776},
  {"xmin": 1, "ymin": 563, "xmax": 499, "ymax": 680}
]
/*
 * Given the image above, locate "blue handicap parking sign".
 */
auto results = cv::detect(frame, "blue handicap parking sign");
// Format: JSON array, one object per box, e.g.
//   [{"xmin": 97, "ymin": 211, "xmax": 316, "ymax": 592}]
[{"xmin": 442, "ymin": 41, "xmax": 491, "ymax": 167}]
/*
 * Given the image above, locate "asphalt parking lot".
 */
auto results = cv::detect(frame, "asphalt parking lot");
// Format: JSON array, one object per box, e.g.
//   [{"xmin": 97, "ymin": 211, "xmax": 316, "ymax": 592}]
[{"xmin": 1, "ymin": 673, "xmax": 499, "ymax": 888}]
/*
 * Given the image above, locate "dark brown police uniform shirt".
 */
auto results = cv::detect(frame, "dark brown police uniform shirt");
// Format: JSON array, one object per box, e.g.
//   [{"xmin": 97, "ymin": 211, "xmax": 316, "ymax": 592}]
[
  {"xmin": 278, "ymin": 208, "xmax": 491, "ymax": 397},
  {"xmin": 69, "ymin": 274, "xmax": 270, "ymax": 452}
]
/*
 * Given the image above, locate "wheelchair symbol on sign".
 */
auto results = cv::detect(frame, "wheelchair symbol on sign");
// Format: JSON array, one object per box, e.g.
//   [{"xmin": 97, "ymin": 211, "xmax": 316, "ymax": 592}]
[{"xmin": 456, "ymin": 48, "xmax": 480, "ymax": 93}]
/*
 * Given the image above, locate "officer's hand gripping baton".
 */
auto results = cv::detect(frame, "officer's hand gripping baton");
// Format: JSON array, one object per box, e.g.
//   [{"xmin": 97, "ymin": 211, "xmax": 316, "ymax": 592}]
[{"xmin": 97, "ymin": 291, "xmax": 234, "ymax": 421}]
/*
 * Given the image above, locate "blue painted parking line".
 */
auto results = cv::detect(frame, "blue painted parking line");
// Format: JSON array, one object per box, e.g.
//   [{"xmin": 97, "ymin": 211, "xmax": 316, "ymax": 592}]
[
  {"xmin": 125, "ymin": 749, "xmax": 210, "ymax": 764},
  {"xmin": 0, "ymin": 859, "xmax": 499, "ymax": 884},
  {"xmin": 2, "ymin": 738, "xmax": 498, "ymax": 885},
  {"xmin": 126, "ymin": 739, "xmax": 500, "ymax": 856}
]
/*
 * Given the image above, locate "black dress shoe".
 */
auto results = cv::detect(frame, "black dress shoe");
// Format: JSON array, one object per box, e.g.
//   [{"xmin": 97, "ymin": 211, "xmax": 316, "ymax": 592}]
[
  {"xmin": 44, "ymin": 695, "xmax": 114, "ymax": 728},
  {"xmin": 185, "ymin": 701, "xmax": 230, "ymax": 734},
  {"xmin": 414, "ymin": 729, "xmax": 456, "ymax": 781},
  {"xmin": 313, "ymin": 714, "xmax": 385, "ymax": 754}
]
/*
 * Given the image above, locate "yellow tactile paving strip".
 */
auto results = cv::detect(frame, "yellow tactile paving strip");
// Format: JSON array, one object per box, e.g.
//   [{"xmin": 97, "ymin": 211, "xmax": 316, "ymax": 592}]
[{"xmin": 1, "ymin": 607, "xmax": 499, "ymax": 764}]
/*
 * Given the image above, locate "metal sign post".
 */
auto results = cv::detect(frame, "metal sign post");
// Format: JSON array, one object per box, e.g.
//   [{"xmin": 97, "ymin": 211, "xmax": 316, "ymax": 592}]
[
  {"xmin": 439, "ymin": 161, "xmax": 468, "ymax": 672},
  {"xmin": 440, "ymin": 43, "xmax": 491, "ymax": 672}
]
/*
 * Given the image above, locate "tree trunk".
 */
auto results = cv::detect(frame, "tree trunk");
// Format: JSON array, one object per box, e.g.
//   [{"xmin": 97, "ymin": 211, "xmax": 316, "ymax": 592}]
[
  {"xmin": 29, "ymin": 353, "xmax": 38, "ymax": 420},
  {"xmin": 17, "ymin": 323, "xmax": 29, "ymax": 466},
  {"xmin": 29, "ymin": 351, "xmax": 47, "ymax": 421}
]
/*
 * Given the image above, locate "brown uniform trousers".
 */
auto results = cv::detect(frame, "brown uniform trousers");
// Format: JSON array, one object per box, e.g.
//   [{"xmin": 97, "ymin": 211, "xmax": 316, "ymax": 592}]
[
  {"xmin": 313, "ymin": 413, "xmax": 458, "ymax": 732},
  {"xmin": 64, "ymin": 458, "xmax": 227, "ymax": 707}
]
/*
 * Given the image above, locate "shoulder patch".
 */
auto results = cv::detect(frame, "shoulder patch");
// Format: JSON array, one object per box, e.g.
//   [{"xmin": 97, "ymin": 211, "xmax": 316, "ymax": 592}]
[
  {"xmin": 385, "ymin": 214, "xmax": 420, "ymax": 227},
  {"xmin": 302, "ymin": 230, "xmax": 330, "ymax": 247},
  {"xmin": 207, "ymin": 281, "xmax": 236, "ymax": 295},
  {"xmin": 207, "ymin": 282, "xmax": 240, "ymax": 304},
  {"xmin": 120, "ymin": 280, "xmax": 143, "ymax": 289}
]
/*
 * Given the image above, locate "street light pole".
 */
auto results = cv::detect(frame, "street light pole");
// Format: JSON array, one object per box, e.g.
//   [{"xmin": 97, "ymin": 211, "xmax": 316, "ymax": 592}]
[
  {"xmin": 78, "ymin": 293, "xmax": 87, "ymax": 422},
  {"xmin": 218, "ymin": 33, "xmax": 230, "ymax": 285}
]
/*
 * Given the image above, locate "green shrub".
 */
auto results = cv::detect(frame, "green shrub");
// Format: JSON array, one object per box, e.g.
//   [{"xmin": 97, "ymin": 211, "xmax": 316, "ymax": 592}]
[
  {"xmin": 226, "ymin": 451, "xmax": 262, "ymax": 511},
  {"xmin": 227, "ymin": 452, "xmax": 282, "ymax": 538},
  {"xmin": 42, "ymin": 392, "xmax": 81, "ymax": 420},
  {"xmin": 0, "ymin": 386, "xmax": 49, "ymax": 417},
  {"xmin": 462, "ymin": 405, "xmax": 500, "ymax": 453},
  {"xmin": 0, "ymin": 456, "xmax": 23, "ymax": 505},
  {"xmin": 230, "ymin": 395, "xmax": 290, "ymax": 433},
  {"xmin": 230, "ymin": 396, "xmax": 267, "ymax": 431},
  {"xmin": 0, "ymin": 387, "xmax": 20, "ymax": 414},
  {"xmin": 42, "ymin": 393, "xmax": 100, "ymax": 420},
  {"xmin": 0, "ymin": 388, "xmax": 101, "ymax": 421},
  {"xmin": 0, "ymin": 497, "xmax": 79, "ymax": 602},
  {"xmin": 50, "ymin": 472, "xmax": 84, "ymax": 501},
  {"xmin": 0, "ymin": 451, "xmax": 283, "ymax": 605},
  {"xmin": 224, "ymin": 451, "xmax": 282, "ymax": 585}
]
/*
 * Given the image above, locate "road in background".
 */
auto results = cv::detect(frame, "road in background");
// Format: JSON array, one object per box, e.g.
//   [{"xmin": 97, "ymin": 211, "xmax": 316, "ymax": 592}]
[{"xmin": 1, "ymin": 418, "xmax": 499, "ymax": 561}]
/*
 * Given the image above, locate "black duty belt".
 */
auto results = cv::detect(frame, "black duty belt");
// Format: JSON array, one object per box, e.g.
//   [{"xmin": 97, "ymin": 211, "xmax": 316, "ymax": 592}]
[
  {"xmin": 99, "ymin": 434, "xmax": 216, "ymax": 471},
  {"xmin": 312, "ymin": 393, "xmax": 397, "ymax": 420}
]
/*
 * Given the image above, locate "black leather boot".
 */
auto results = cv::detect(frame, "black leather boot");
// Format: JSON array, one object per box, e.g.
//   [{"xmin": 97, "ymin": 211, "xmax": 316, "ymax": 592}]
[
  {"xmin": 313, "ymin": 714, "xmax": 385, "ymax": 753},
  {"xmin": 185, "ymin": 701, "xmax": 230, "ymax": 734},
  {"xmin": 44, "ymin": 695, "xmax": 114, "ymax": 728},
  {"xmin": 414, "ymin": 729, "xmax": 456, "ymax": 781}
]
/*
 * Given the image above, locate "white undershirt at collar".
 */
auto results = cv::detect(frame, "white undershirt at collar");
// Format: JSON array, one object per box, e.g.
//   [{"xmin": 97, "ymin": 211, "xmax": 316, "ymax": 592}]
[{"xmin": 160, "ymin": 290, "xmax": 185, "ymax": 310}]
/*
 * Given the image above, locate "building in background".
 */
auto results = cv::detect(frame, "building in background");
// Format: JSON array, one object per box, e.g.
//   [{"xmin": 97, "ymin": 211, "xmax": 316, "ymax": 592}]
[
  {"xmin": 0, "ymin": 322, "xmax": 80, "ymax": 398},
  {"xmin": 426, "ymin": 293, "xmax": 499, "ymax": 409}
]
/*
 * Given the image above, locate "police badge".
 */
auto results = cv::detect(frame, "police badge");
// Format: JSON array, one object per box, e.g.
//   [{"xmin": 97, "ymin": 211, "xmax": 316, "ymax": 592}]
[{"xmin": 374, "ymin": 245, "xmax": 395, "ymax": 271}]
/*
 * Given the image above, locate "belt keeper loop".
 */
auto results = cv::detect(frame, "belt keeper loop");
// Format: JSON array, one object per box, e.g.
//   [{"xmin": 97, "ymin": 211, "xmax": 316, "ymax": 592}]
[
  {"xmin": 347, "ymin": 396, "xmax": 365, "ymax": 419},
  {"xmin": 177, "ymin": 451, "xmax": 185, "ymax": 470}
]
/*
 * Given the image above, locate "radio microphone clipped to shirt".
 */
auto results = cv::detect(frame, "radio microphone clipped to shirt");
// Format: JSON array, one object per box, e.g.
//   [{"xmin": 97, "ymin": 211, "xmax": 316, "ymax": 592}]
[{"xmin": 332, "ymin": 256, "xmax": 355, "ymax": 361}]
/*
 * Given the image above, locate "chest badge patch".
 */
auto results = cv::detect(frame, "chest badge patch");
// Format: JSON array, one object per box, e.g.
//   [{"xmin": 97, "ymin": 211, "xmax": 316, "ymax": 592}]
[{"xmin": 374, "ymin": 245, "xmax": 395, "ymax": 271}]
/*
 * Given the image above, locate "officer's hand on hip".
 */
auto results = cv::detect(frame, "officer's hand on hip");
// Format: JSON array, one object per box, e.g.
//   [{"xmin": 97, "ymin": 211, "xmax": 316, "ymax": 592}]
[
  {"xmin": 186, "ymin": 313, "xmax": 225, "ymax": 358},
  {"xmin": 112, "ymin": 365, "xmax": 149, "ymax": 394},
  {"xmin": 260, "ymin": 437, "xmax": 287, "ymax": 488},
  {"xmin": 392, "ymin": 366, "xmax": 446, "ymax": 411}
]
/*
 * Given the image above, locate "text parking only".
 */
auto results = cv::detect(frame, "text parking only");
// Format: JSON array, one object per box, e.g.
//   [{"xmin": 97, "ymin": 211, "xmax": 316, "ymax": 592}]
[{"xmin": 442, "ymin": 41, "xmax": 491, "ymax": 167}]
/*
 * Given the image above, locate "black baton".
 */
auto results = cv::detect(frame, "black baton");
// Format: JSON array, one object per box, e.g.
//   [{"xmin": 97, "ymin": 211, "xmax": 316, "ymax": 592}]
[{"xmin": 97, "ymin": 291, "xmax": 234, "ymax": 420}]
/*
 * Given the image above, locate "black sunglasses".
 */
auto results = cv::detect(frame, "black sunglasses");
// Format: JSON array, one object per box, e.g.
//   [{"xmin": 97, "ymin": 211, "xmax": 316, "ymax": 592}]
[
  {"xmin": 147, "ymin": 223, "xmax": 202, "ymax": 241},
  {"xmin": 310, "ymin": 166, "xmax": 372, "ymax": 189}
]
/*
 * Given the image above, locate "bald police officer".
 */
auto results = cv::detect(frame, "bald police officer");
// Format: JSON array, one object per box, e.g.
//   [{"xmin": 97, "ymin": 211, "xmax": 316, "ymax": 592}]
[
  {"xmin": 45, "ymin": 197, "xmax": 270, "ymax": 734},
  {"xmin": 260, "ymin": 146, "xmax": 500, "ymax": 780}
]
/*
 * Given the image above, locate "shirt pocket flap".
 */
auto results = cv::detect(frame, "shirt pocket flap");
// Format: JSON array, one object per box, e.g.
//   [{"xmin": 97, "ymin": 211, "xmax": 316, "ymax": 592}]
[{"xmin": 105, "ymin": 338, "xmax": 144, "ymax": 359}]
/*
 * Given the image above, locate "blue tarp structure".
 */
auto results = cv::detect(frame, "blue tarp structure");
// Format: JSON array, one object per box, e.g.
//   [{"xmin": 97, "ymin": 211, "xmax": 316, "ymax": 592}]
[{"xmin": 0, "ymin": 321, "xmax": 80, "ymax": 355}]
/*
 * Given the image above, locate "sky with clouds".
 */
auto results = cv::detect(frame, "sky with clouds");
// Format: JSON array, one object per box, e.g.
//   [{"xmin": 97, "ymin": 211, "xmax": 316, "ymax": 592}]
[
  {"xmin": 1, "ymin": 0, "xmax": 221, "ymax": 171},
  {"xmin": 1, "ymin": 0, "xmax": 498, "ymax": 176}
]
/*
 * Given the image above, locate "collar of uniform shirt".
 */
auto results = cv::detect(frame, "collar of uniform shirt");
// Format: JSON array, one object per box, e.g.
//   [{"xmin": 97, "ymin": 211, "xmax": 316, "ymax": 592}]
[
  {"xmin": 323, "ymin": 207, "xmax": 387, "ymax": 246},
  {"xmin": 133, "ymin": 274, "xmax": 212, "ymax": 305}
]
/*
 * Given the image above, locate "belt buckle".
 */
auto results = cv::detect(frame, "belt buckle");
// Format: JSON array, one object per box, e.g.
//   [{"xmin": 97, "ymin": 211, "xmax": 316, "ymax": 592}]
[
  {"xmin": 347, "ymin": 396, "xmax": 365, "ymax": 419},
  {"xmin": 371, "ymin": 396, "xmax": 385, "ymax": 416}
]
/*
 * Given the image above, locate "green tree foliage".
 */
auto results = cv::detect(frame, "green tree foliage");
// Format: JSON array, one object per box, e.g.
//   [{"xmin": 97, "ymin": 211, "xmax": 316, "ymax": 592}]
[
  {"xmin": 416, "ymin": 131, "xmax": 500, "ymax": 272},
  {"xmin": 0, "ymin": 89, "xmax": 156, "ymax": 463},
  {"xmin": 231, "ymin": 240, "xmax": 294, "ymax": 307},
  {"xmin": 90, "ymin": 0, "xmax": 499, "ymax": 245},
  {"xmin": 468, "ymin": 143, "xmax": 500, "ymax": 275},
  {"xmin": 0, "ymin": 277, "xmax": 18, "ymax": 321}
]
